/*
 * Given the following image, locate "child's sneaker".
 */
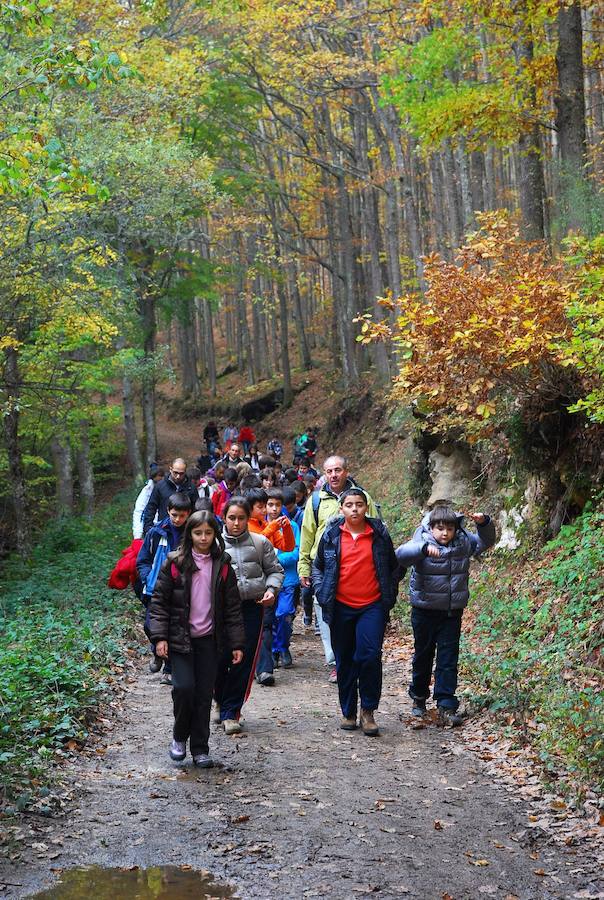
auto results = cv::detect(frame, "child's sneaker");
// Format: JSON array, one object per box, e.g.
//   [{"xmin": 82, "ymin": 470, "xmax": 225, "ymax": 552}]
[
  {"xmin": 257, "ymin": 671, "xmax": 275, "ymax": 686},
  {"xmin": 159, "ymin": 671, "xmax": 172, "ymax": 685},
  {"xmin": 272, "ymin": 652, "xmax": 281, "ymax": 668},
  {"xmin": 193, "ymin": 753, "xmax": 213, "ymax": 768},
  {"xmin": 223, "ymin": 719, "xmax": 241, "ymax": 735},
  {"xmin": 411, "ymin": 699, "xmax": 427, "ymax": 718},
  {"xmin": 303, "ymin": 614, "xmax": 312, "ymax": 627},
  {"xmin": 328, "ymin": 667, "xmax": 338, "ymax": 684},
  {"xmin": 169, "ymin": 739, "xmax": 186, "ymax": 761},
  {"xmin": 281, "ymin": 649, "xmax": 293, "ymax": 668},
  {"xmin": 211, "ymin": 703, "xmax": 221, "ymax": 724},
  {"xmin": 438, "ymin": 707, "xmax": 463, "ymax": 727}
]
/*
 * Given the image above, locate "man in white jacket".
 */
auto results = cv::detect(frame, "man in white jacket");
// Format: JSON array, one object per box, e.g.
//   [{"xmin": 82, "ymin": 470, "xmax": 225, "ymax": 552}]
[{"xmin": 132, "ymin": 464, "xmax": 164, "ymax": 539}]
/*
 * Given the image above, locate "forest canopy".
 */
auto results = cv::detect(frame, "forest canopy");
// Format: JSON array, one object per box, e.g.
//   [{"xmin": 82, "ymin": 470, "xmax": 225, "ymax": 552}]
[{"xmin": 1, "ymin": 0, "xmax": 603, "ymax": 554}]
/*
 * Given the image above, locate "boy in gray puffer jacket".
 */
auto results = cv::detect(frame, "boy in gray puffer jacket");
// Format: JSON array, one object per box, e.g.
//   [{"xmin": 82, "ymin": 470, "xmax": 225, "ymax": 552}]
[{"xmin": 396, "ymin": 505, "xmax": 495, "ymax": 726}]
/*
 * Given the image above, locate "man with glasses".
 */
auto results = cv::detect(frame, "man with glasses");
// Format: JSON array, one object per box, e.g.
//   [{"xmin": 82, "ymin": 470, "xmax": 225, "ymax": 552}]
[{"xmin": 142, "ymin": 458, "xmax": 198, "ymax": 535}]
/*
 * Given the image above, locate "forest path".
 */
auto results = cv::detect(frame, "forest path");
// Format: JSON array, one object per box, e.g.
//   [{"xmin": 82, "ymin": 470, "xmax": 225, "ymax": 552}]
[
  {"xmin": 2, "ymin": 412, "xmax": 599, "ymax": 899},
  {"xmin": 0, "ymin": 625, "xmax": 593, "ymax": 900}
]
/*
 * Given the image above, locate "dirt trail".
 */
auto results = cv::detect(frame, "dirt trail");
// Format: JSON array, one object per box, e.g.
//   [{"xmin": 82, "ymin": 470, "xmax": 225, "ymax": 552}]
[
  {"xmin": 1, "ymin": 622, "xmax": 596, "ymax": 900},
  {"xmin": 3, "ymin": 410, "xmax": 599, "ymax": 899}
]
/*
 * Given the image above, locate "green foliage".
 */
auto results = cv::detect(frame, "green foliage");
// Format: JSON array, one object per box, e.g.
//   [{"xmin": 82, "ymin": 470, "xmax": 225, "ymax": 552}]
[
  {"xmin": 380, "ymin": 26, "xmax": 519, "ymax": 149},
  {"xmin": 560, "ymin": 235, "xmax": 604, "ymax": 423},
  {"xmin": 0, "ymin": 493, "xmax": 138, "ymax": 804},
  {"xmin": 463, "ymin": 501, "xmax": 604, "ymax": 792}
]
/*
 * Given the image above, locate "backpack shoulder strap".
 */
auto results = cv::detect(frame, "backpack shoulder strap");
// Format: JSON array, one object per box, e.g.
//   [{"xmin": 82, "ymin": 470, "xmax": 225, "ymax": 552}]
[
  {"xmin": 248, "ymin": 531, "xmax": 266, "ymax": 567},
  {"xmin": 312, "ymin": 490, "xmax": 321, "ymax": 526}
]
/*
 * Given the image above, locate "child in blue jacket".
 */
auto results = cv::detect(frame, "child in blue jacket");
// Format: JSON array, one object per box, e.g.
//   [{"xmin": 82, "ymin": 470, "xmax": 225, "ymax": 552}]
[
  {"xmin": 136, "ymin": 493, "xmax": 192, "ymax": 682},
  {"xmin": 395, "ymin": 505, "xmax": 495, "ymax": 726},
  {"xmin": 266, "ymin": 488, "xmax": 300, "ymax": 669}
]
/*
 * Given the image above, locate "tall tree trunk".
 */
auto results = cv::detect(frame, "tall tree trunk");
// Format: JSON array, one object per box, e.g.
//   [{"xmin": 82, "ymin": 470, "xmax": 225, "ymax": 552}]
[
  {"xmin": 201, "ymin": 298, "xmax": 217, "ymax": 397},
  {"xmin": 335, "ymin": 168, "xmax": 361, "ymax": 384},
  {"xmin": 441, "ymin": 143, "xmax": 464, "ymax": 248},
  {"xmin": 141, "ymin": 291, "xmax": 158, "ymax": 467},
  {"xmin": 290, "ymin": 260, "xmax": 313, "ymax": 370},
  {"xmin": 555, "ymin": 1, "xmax": 589, "ymax": 232},
  {"xmin": 50, "ymin": 432, "xmax": 74, "ymax": 516},
  {"xmin": 515, "ymin": 32, "xmax": 547, "ymax": 241},
  {"xmin": 555, "ymin": 2, "xmax": 587, "ymax": 172},
  {"xmin": 76, "ymin": 420, "xmax": 94, "ymax": 519},
  {"xmin": 3, "ymin": 347, "xmax": 30, "ymax": 555},
  {"xmin": 122, "ymin": 372, "xmax": 144, "ymax": 481}
]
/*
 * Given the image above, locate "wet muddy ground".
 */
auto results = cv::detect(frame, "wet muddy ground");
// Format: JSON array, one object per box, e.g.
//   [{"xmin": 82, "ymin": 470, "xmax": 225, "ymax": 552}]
[{"xmin": 1, "ymin": 625, "xmax": 601, "ymax": 899}]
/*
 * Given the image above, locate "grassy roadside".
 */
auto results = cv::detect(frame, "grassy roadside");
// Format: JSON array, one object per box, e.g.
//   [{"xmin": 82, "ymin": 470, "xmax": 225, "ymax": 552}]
[
  {"xmin": 0, "ymin": 493, "xmax": 139, "ymax": 810},
  {"xmin": 463, "ymin": 501, "xmax": 604, "ymax": 794}
]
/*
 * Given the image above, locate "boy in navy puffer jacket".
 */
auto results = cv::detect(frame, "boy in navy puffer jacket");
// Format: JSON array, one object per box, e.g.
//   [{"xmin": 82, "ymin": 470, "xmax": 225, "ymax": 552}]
[{"xmin": 396, "ymin": 505, "xmax": 495, "ymax": 726}]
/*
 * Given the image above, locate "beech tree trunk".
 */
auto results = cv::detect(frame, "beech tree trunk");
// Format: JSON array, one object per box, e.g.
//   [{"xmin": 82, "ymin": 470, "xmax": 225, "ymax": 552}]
[
  {"xmin": 141, "ymin": 292, "xmax": 157, "ymax": 467},
  {"xmin": 50, "ymin": 432, "xmax": 74, "ymax": 516},
  {"xmin": 3, "ymin": 347, "xmax": 30, "ymax": 555},
  {"xmin": 76, "ymin": 420, "xmax": 95, "ymax": 519},
  {"xmin": 555, "ymin": 2, "xmax": 587, "ymax": 172},
  {"xmin": 122, "ymin": 372, "xmax": 144, "ymax": 482}
]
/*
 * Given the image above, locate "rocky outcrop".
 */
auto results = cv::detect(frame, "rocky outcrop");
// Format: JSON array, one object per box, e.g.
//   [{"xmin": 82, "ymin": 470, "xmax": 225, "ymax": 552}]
[{"xmin": 427, "ymin": 442, "xmax": 474, "ymax": 507}]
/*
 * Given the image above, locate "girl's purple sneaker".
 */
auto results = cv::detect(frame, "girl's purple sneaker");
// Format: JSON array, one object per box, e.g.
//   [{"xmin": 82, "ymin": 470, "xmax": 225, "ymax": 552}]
[
  {"xmin": 169, "ymin": 739, "xmax": 186, "ymax": 761},
  {"xmin": 193, "ymin": 754, "xmax": 214, "ymax": 768}
]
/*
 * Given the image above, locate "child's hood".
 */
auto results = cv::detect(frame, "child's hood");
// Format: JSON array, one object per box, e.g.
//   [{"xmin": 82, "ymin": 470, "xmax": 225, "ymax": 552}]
[{"xmin": 418, "ymin": 512, "xmax": 467, "ymax": 550}]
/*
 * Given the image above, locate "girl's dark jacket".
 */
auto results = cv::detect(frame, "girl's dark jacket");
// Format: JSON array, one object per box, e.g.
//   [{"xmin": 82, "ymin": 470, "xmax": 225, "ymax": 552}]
[
  {"xmin": 312, "ymin": 516, "xmax": 402, "ymax": 625},
  {"xmin": 148, "ymin": 550, "xmax": 245, "ymax": 655}
]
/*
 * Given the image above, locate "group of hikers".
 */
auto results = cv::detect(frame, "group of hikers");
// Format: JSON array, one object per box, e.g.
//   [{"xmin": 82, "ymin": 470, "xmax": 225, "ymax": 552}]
[{"xmin": 117, "ymin": 425, "xmax": 495, "ymax": 769}]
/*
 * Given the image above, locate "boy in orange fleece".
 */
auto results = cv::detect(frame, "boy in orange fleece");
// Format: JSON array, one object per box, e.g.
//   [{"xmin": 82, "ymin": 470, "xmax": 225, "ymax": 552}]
[
  {"xmin": 244, "ymin": 488, "xmax": 294, "ymax": 686},
  {"xmin": 245, "ymin": 488, "xmax": 295, "ymax": 552}
]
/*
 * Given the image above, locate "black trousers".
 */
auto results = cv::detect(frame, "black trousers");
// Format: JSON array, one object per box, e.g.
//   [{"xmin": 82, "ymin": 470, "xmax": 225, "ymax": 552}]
[
  {"xmin": 170, "ymin": 636, "xmax": 217, "ymax": 756},
  {"xmin": 409, "ymin": 608, "xmax": 463, "ymax": 711}
]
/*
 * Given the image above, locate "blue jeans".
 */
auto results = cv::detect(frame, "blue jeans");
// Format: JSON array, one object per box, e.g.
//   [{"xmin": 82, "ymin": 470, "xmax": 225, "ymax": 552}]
[
  {"xmin": 314, "ymin": 599, "xmax": 335, "ymax": 666},
  {"xmin": 409, "ymin": 608, "xmax": 463, "ymax": 711},
  {"xmin": 273, "ymin": 614, "xmax": 293, "ymax": 653},
  {"xmin": 330, "ymin": 600, "xmax": 386, "ymax": 718}
]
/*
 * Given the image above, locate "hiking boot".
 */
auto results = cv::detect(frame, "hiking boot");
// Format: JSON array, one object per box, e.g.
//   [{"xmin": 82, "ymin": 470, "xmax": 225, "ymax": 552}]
[
  {"xmin": 257, "ymin": 672, "xmax": 275, "ymax": 686},
  {"xmin": 360, "ymin": 709, "xmax": 379, "ymax": 737},
  {"xmin": 169, "ymin": 739, "xmax": 186, "ymax": 761},
  {"xmin": 328, "ymin": 667, "xmax": 338, "ymax": 684},
  {"xmin": 223, "ymin": 719, "xmax": 241, "ymax": 736},
  {"xmin": 281, "ymin": 649, "xmax": 293, "ymax": 668},
  {"xmin": 340, "ymin": 715, "xmax": 358, "ymax": 731},
  {"xmin": 411, "ymin": 700, "xmax": 427, "ymax": 718},
  {"xmin": 272, "ymin": 652, "xmax": 281, "ymax": 668},
  {"xmin": 211, "ymin": 703, "xmax": 221, "ymax": 725},
  {"xmin": 438, "ymin": 707, "xmax": 463, "ymax": 727},
  {"xmin": 149, "ymin": 654, "xmax": 163, "ymax": 674},
  {"xmin": 159, "ymin": 671, "xmax": 172, "ymax": 685},
  {"xmin": 192, "ymin": 753, "xmax": 214, "ymax": 768}
]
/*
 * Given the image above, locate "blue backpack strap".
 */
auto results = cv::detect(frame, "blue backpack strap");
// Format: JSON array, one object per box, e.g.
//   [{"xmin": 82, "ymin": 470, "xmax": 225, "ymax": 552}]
[{"xmin": 312, "ymin": 489, "xmax": 321, "ymax": 526}]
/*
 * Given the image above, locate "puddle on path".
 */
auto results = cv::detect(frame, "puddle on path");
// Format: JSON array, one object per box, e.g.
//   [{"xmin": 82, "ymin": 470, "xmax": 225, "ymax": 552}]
[{"xmin": 29, "ymin": 865, "xmax": 235, "ymax": 899}]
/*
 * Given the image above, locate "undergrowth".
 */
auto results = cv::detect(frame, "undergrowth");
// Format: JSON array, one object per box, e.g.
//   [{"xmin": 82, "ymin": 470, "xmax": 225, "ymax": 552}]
[
  {"xmin": 463, "ymin": 500, "xmax": 604, "ymax": 793},
  {"xmin": 0, "ymin": 493, "xmax": 138, "ymax": 808}
]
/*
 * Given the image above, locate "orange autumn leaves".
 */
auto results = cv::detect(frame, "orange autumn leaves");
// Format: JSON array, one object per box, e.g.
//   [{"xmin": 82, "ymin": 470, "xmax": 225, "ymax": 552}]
[{"xmin": 360, "ymin": 212, "xmax": 573, "ymax": 433}]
